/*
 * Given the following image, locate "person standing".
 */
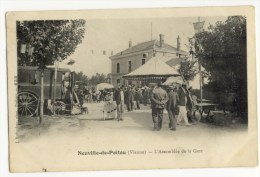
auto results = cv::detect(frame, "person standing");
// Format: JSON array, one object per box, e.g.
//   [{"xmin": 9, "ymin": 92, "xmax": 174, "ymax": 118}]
[
  {"xmin": 103, "ymin": 89, "xmax": 117, "ymax": 120},
  {"xmin": 150, "ymin": 81, "xmax": 169, "ymax": 131},
  {"xmin": 126, "ymin": 85, "xmax": 134, "ymax": 111},
  {"xmin": 134, "ymin": 88, "xmax": 142, "ymax": 110},
  {"xmin": 114, "ymin": 85, "xmax": 124, "ymax": 121},
  {"xmin": 186, "ymin": 86, "xmax": 196, "ymax": 124},
  {"xmin": 177, "ymin": 83, "xmax": 192, "ymax": 126},
  {"xmin": 142, "ymin": 86, "xmax": 148, "ymax": 106},
  {"xmin": 166, "ymin": 86, "xmax": 179, "ymax": 131}
]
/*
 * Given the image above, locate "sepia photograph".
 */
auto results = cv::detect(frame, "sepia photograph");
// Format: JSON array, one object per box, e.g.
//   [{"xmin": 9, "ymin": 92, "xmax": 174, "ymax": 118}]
[{"xmin": 6, "ymin": 6, "xmax": 257, "ymax": 172}]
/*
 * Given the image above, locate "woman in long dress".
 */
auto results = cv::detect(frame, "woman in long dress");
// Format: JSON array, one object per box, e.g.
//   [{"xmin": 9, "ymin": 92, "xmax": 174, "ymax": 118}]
[{"xmin": 103, "ymin": 89, "xmax": 117, "ymax": 120}]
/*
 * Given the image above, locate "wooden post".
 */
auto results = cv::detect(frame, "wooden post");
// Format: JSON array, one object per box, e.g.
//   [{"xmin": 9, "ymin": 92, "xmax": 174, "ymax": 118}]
[
  {"xmin": 53, "ymin": 61, "xmax": 58, "ymax": 115},
  {"xmin": 40, "ymin": 70, "xmax": 44, "ymax": 123}
]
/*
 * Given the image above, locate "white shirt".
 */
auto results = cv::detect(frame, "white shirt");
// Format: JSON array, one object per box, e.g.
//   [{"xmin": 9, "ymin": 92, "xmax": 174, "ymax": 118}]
[{"xmin": 120, "ymin": 90, "xmax": 124, "ymax": 102}]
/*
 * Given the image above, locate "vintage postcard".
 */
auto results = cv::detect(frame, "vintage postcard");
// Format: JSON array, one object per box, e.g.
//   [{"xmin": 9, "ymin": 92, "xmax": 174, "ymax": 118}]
[{"xmin": 6, "ymin": 6, "xmax": 257, "ymax": 172}]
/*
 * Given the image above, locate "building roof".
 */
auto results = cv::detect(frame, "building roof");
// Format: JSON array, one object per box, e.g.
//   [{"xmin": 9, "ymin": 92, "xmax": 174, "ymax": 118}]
[
  {"xmin": 110, "ymin": 40, "xmax": 189, "ymax": 59},
  {"xmin": 112, "ymin": 40, "xmax": 157, "ymax": 58},
  {"xmin": 18, "ymin": 65, "xmax": 71, "ymax": 72},
  {"xmin": 164, "ymin": 57, "xmax": 188, "ymax": 67},
  {"xmin": 123, "ymin": 56, "xmax": 180, "ymax": 80}
]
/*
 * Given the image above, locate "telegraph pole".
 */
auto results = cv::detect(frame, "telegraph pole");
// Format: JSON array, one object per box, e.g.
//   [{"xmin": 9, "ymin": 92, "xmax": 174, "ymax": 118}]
[{"xmin": 193, "ymin": 17, "xmax": 203, "ymax": 105}]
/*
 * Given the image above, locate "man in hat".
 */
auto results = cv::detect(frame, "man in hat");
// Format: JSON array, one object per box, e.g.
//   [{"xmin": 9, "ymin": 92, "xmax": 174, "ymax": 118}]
[
  {"xmin": 150, "ymin": 81, "xmax": 169, "ymax": 131},
  {"xmin": 166, "ymin": 85, "xmax": 179, "ymax": 131},
  {"xmin": 114, "ymin": 84, "xmax": 125, "ymax": 121},
  {"xmin": 126, "ymin": 85, "xmax": 134, "ymax": 111},
  {"xmin": 177, "ymin": 83, "xmax": 192, "ymax": 126}
]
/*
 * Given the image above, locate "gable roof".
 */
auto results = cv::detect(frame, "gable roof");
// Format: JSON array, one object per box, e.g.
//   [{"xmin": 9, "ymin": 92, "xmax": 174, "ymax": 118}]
[
  {"xmin": 165, "ymin": 57, "xmax": 188, "ymax": 67},
  {"xmin": 110, "ymin": 40, "xmax": 189, "ymax": 59},
  {"xmin": 112, "ymin": 40, "xmax": 157, "ymax": 58}
]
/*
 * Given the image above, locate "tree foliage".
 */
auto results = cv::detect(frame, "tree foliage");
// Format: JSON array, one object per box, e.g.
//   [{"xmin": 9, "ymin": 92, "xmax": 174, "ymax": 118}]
[
  {"xmin": 74, "ymin": 72, "xmax": 110, "ymax": 86},
  {"xmin": 74, "ymin": 71, "xmax": 89, "ymax": 85},
  {"xmin": 17, "ymin": 20, "xmax": 86, "ymax": 67},
  {"xmin": 179, "ymin": 58, "xmax": 198, "ymax": 82},
  {"xmin": 89, "ymin": 73, "xmax": 108, "ymax": 86},
  {"xmin": 194, "ymin": 16, "xmax": 247, "ymax": 93}
]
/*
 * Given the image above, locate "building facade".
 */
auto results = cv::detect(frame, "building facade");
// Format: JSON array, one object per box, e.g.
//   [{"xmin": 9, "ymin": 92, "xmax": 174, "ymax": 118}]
[{"xmin": 109, "ymin": 34, "xmax": 189, "ymax": 87}]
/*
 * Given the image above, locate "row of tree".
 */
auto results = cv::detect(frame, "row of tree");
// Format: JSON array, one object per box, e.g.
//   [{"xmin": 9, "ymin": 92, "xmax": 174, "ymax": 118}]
[{"xmin": 74, "ymin": 72, "xmax": 110, "ymax": 86}]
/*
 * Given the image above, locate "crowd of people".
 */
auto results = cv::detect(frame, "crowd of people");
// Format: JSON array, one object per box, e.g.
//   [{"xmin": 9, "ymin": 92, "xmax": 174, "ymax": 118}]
[
  {"xmin": 112, "ymin": 82, "xmax": 198, "ymax": 131},
  {"xmin": 75, "ymin": 82, "xmax": 198, "ymax": 131}
]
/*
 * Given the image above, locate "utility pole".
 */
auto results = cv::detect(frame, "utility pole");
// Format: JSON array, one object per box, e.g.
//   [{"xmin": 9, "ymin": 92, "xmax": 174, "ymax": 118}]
[{"xmin": 192, "ymin": 16, "xmax": 205, "ymax": 113}]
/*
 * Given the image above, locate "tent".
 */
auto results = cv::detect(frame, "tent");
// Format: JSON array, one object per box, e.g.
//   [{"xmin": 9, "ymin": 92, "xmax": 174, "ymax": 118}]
[
  {"xmin": 96, "ymin": 83, "xmax": 114, "ymax": 91},
  {"xmin": 162, "ymin": 76, "xmax": 185, "ymax": 86},
  {"xmin": 123, "ymin": 57, "xmax": 180, "ymax": 81}
]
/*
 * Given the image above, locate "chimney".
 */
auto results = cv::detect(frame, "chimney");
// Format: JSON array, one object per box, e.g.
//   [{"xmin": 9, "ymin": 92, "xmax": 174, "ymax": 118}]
[
  {"xmin": 129, "ymin": 40, "xmax": 132, "ymax": 48},
  {"xmin": 159, "ymin": 34, "xmax": 165, "ymax": 47},
  {"xmin": 177, "ymin": 35, "xmax": 181, "ymax": 51}
]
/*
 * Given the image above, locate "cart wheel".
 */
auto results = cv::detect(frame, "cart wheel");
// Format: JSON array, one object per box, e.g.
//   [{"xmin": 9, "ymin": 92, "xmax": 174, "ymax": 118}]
[
  {"xmin": 52, "ymin": 101, "xmax": 66, "ymax": 115},
  {"xmin": 18, "ymin": 91, "xmax": 39, "ymax": 117}
]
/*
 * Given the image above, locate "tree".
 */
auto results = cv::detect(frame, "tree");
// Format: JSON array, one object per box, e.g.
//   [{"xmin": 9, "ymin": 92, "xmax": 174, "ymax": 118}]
[
  {"xmin": 75, "ymin": 71, "xmax": 89, "ymax": 85},
  {"xmin": 89, "ymin": 73, "xmax": 109, "ymax": 86},
  {"xmin": 179, "ymin": 58, "xmax": 198, "ymax": 82},
  {"xmin": 194, "ymin": 16, "xmax": 246, "ymax": 93},
  {"xmin": 17, "ymin": 20, "xmax": 86, "ymax": 67},
  {"xmin": 194, "ymin": 16, "xmax": 247, "ymax": 112}
]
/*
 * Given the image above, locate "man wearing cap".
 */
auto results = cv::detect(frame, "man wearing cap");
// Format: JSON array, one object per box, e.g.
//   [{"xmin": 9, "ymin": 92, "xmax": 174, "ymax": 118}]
[
  {"xmin": 150, "ymin": 81, "xmax": 169, "ymax": 131},
  {"xmin": 177, "ymin": 83, "xmax": 192, "ymax": 126},
  {"xmin": 166, "ymin": 85, "xmax": 179, "ymax": 131}
]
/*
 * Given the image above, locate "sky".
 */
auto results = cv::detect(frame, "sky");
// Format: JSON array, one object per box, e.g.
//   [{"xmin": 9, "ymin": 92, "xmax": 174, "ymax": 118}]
[{"xmin": 69, "ymin": 16, "xmax": 227, "ymax": 77}]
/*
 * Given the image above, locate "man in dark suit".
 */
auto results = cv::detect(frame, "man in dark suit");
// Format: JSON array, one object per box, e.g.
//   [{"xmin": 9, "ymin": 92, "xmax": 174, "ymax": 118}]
[
  {"xmin": 166, "ymin": 86, "xmax": 179, "ymax": 131},
  {"xmin": 126, "ymin": 85, "xmax": 134, "ymax": 111},
  {"xmin": 150, "ymin": 81, "xmax": 169, "ymax": 131}
]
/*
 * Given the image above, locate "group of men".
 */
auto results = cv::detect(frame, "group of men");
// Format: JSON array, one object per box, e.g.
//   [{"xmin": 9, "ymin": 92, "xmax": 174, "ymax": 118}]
[
  {"xmin": 114, "ymin": 81, "xmax": 196, "ymax": 130},
  {"xmin": 151, "ymin": 81, "xmax": 195, "ymax": 131},
  {"xmin": 114, "ymin": 85, "xmax": 150, "ymax": 121}
]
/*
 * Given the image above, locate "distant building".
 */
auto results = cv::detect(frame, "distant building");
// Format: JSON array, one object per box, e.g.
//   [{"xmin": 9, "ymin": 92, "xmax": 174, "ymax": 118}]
[{"xmin": 109, "ymin": 34, "xmax": 189, "ymax": 86}]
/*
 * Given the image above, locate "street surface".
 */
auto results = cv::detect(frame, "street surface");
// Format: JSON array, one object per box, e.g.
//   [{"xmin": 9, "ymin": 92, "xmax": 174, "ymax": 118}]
[
  {"xmin": 17, "ymin": 102, "xmax": 247, "ymax": 143},
  {"xmin": 14, "ymin": 102, "xmax": 249, "ymax": 171}
]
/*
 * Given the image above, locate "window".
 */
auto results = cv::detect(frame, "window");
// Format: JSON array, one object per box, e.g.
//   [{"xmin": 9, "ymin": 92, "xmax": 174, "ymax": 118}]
[
  {"xmin": 44, "ymin": 71, "xmax": 51, "ymax": 84},
  {"xmin": 128, "ymin": 61, "xmax": 132, "ymax": 72},
  {"xmin": 117, "ymin": 63, "xmax": 120, "ymax": 73},
  {"xmin": 142, "ymin": 59, "xmax": 146, "ymax": 65},
  {"xmin": 29, "ymin": 71, "xmax": 39, "ymax": 84},
  {"xmin": 18, "ymin": 69, "xmax": 28, "ymax": 83},
  {"xmin": 117, "ymin": 79, "xmax": 120, "ymax": 84}
]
